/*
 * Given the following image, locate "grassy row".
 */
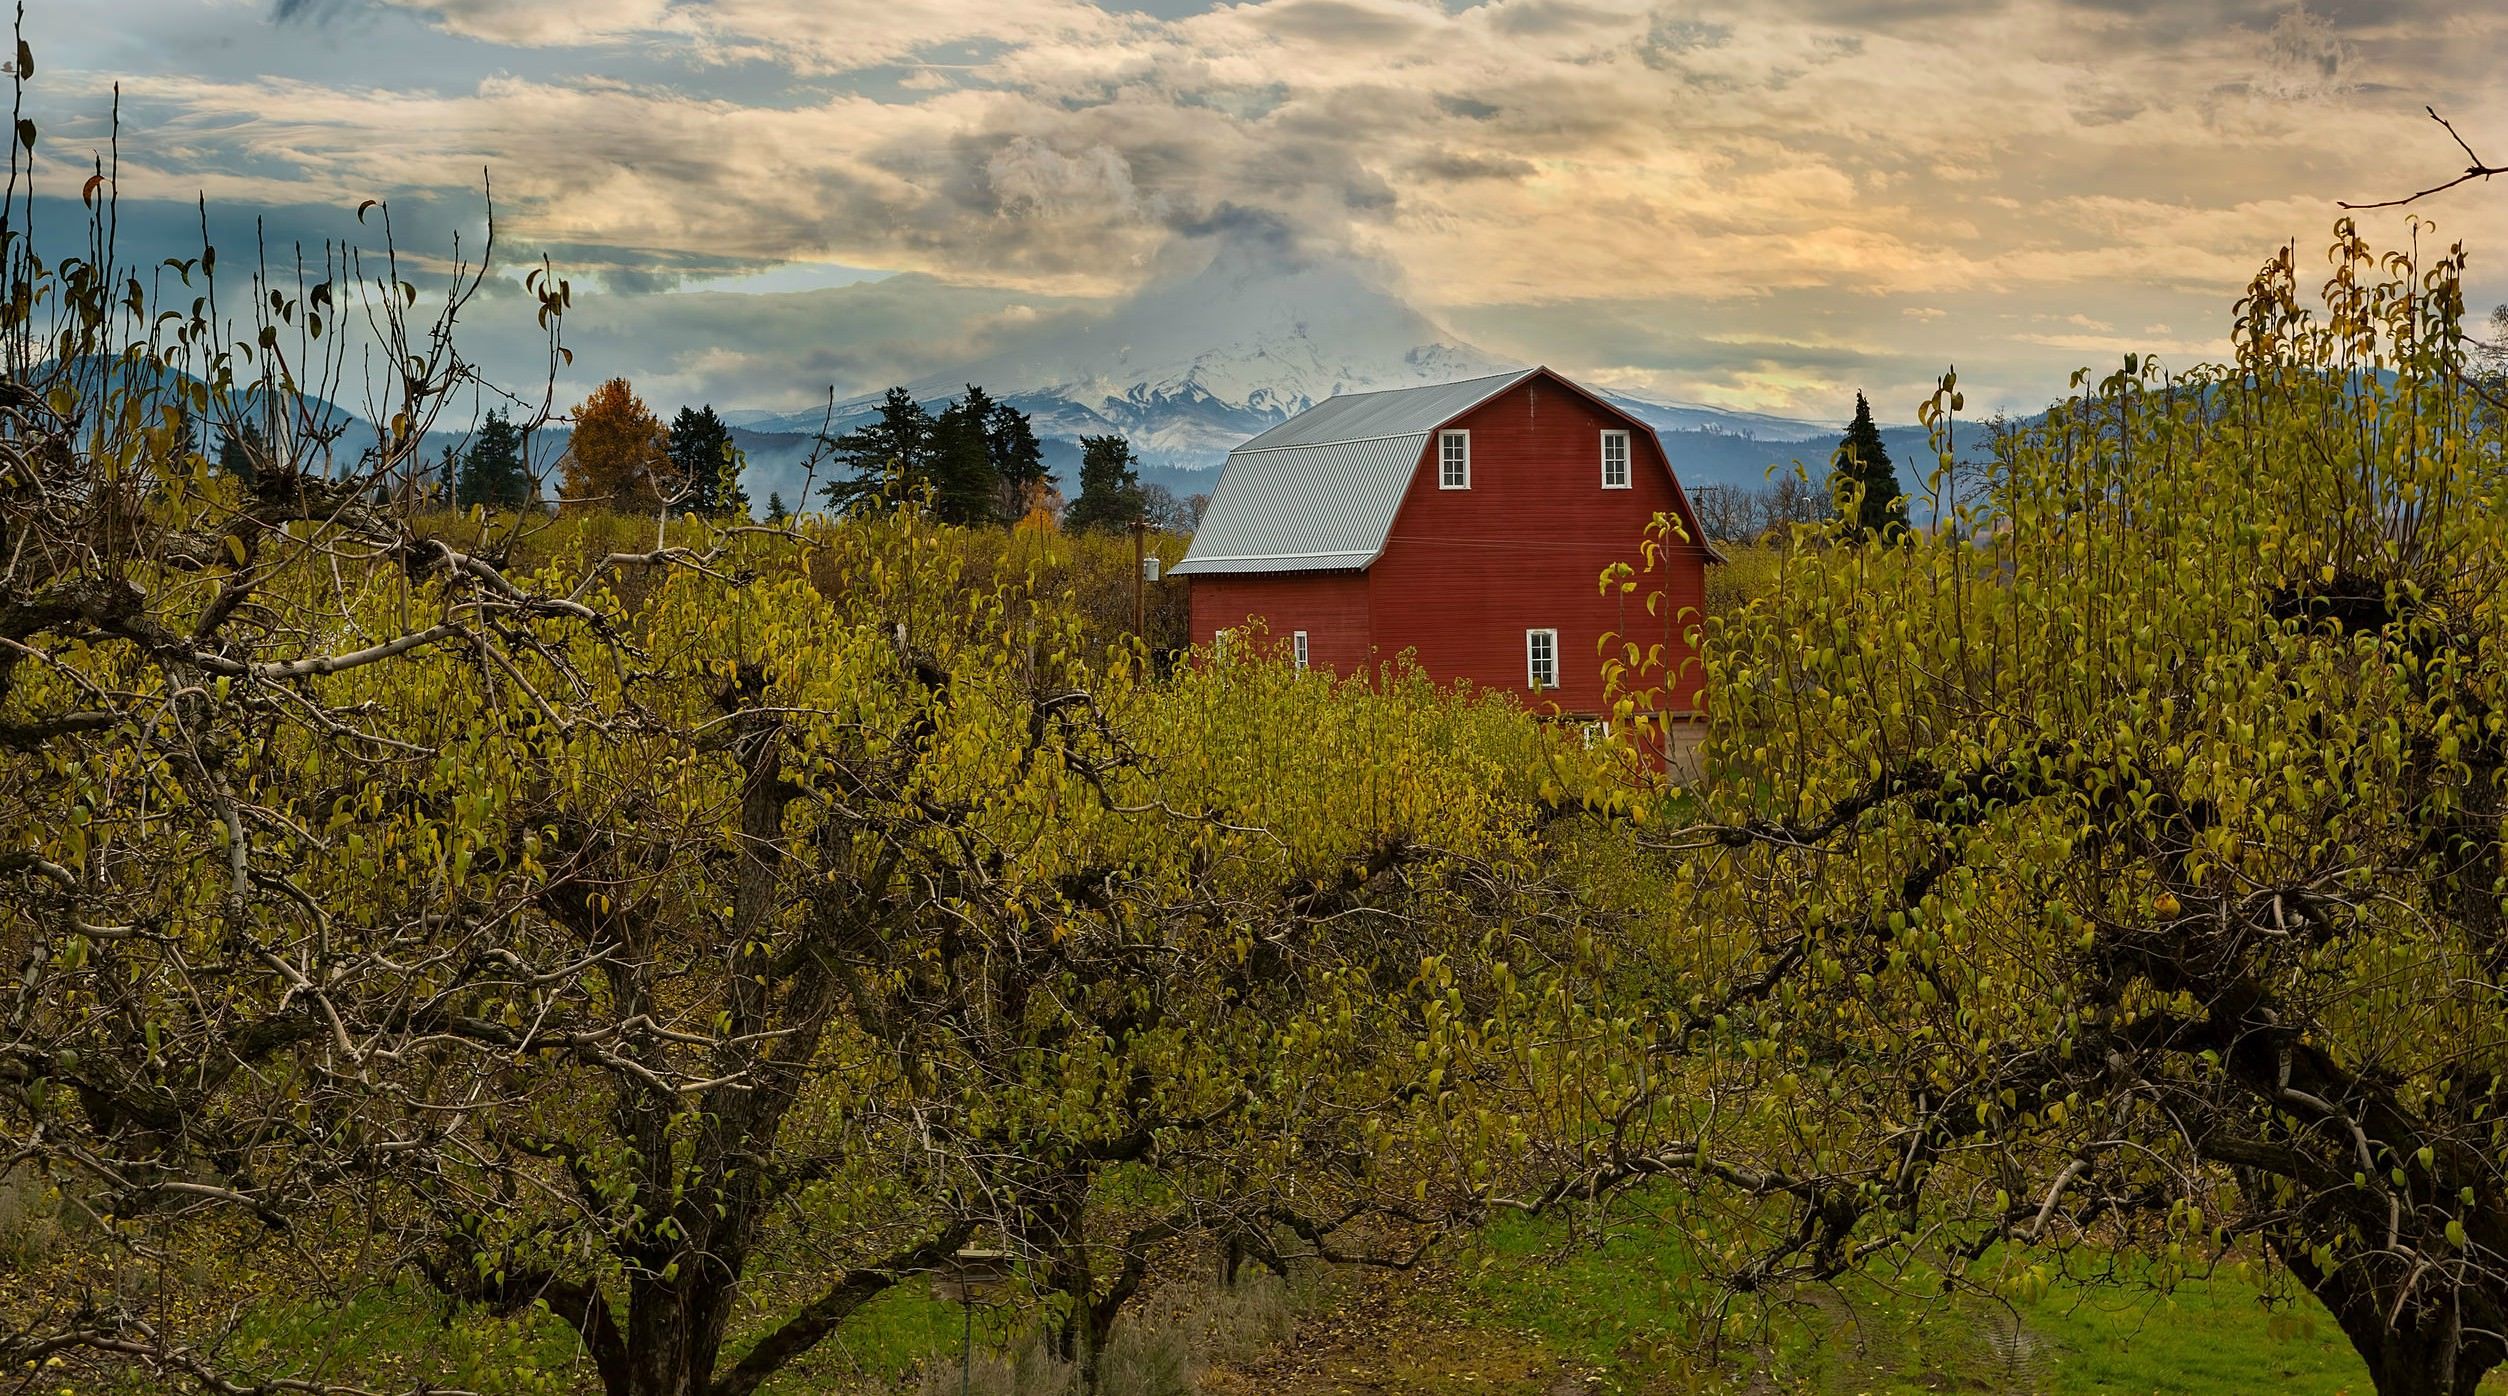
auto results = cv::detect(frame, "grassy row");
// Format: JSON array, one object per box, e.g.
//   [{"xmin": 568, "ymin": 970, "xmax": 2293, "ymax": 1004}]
[{"xmin": 1458, "ymin": 1201, "xmax": 2420, "ymax": 1395}]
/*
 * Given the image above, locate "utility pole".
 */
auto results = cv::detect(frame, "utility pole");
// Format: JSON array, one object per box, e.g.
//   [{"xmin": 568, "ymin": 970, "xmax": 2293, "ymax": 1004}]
[{"xmin": 1131, "ymin": 516, "xmax": 1148, "ymax": 641}]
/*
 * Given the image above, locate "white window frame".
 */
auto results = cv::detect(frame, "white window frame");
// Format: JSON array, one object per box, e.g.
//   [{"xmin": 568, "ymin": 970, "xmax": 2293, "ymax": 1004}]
[
  {"xmin": 1600, "ymin": 429, "xmax": 1631, "ymax": 489},
  {"xmin": 1438, "ymin": 430, "xmax": 1471, "ymax": 489},
  {"xmin": 1525, "ymin": 628, "xmax": 1558, "ymax": 691},
  {"xmin": 1292, "ymin": 630, "xmax": 1309, "ymax": 672}
]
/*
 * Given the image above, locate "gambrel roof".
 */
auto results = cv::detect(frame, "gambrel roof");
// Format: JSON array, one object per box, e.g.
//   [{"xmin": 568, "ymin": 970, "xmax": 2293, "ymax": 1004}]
[
  {"xmin": 1170, "ymin": 369, "xmax": 1537, "ymax": 576},
  {"xmin": 1172, "ymin": 366, "xmax": 1719, "ymax": 576}
]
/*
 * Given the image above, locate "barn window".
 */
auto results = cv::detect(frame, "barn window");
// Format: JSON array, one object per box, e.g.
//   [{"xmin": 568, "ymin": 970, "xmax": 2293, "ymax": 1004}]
[
  {"xmin": 1526, "ymin": 628, "xmax": 1558, "ymax": 690},
  {"xmin": 1292, "ymin": 630, "xmax": 1309, "ymax": 671},
  {"xmin": 1601, "ymin": 430, "xmax": 1631, "ymax": 489},
  {"xmin": 1439, "ymin": 430, "xmax": 1470, "ymax": 489}
]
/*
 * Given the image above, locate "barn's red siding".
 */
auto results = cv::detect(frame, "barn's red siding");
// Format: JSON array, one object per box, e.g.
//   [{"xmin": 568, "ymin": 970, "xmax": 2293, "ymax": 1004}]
[
  {"xmin": 1188, "ymin": 570, "xmax": 1372, "ymax": 675},
  {"xmin": 1367, "ymin": 378, "xmax": 1707, "ymax": 717},
  {"xmin": 1185, "ymin": 371, "xmax": 1710, "ymax": 720}
]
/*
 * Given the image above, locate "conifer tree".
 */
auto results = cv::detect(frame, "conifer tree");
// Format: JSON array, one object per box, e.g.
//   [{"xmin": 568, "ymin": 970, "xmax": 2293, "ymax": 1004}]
[
  {"xmin": 455, "ymin": 409, "xmax": 534, "ymax": 511},
  {"xmin": 1831, "ymin": 392, "xmax": 1908, "ymax": 541},
  {"xmin": 214, "ymin": 421, "xmax": 266, "ymax": 484},
  {"xmin": 820, "ymin": 385, "xmax": 1044, "ymax": 526},
  {"xmin": 987, "ymin": 396, "xmax": 1052, "ymax": 519},
  {"xmin": 764, "ymin": 491, "xmax": 790, "ymax": 523},
  {"xmin": 1063, "ymin": 434, "xmax": 1144, "ymax": 533},
  {"xmin": 821, "ymin": 387, "xmax": 935, "ymax": 514},
  {"xmin": 666, "ymin": 405, "xmax": 748, "ymax": 517},
  {"xmin": 929, "ymin": 386, "xmax": 1003, "ymax": 525}
]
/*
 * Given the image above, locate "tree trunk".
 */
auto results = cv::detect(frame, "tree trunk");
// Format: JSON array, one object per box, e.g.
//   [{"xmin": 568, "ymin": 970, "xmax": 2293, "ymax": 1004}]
[
  {"xmin": 621, "ymin": 1265, "xmax": 738, "ymax": 1396},
  {"xmin": 1035, "ymin": 1185, "xmax": 1119, "ymax": 1393},
  {"xmin": 2280, "ymin": 1241, "xmax": 2504, "ymax": 1396}
]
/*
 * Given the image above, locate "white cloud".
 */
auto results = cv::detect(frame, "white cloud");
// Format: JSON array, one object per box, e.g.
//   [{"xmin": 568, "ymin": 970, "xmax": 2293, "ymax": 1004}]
[{"xmin": 66, "ymin": 0, "xmax": 2508, "ymax": 415}]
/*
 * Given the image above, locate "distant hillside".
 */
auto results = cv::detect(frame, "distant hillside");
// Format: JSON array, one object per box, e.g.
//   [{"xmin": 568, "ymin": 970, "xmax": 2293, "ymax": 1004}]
[
  {"xmin": 50, "ymin": 334, "xmax": 1990, "ymax": 525},
  {"xmin": 708, "ymin": 240, "xmax": 1999, "ymax": 519}
]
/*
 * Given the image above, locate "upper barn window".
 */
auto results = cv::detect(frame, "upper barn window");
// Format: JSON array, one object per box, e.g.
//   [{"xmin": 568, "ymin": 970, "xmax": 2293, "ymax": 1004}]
[
  {"xmin": 1601, "ymin": 430, "xmax": 1631, "ymax": 489},
  {"xmin": 1439, "ymin": 430, "xmax": 1470, "ymax": 489}
]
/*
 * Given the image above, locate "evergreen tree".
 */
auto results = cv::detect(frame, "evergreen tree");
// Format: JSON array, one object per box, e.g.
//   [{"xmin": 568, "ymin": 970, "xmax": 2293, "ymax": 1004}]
[
  {"xmin": 667, "ymin": 405, "xmax": 748, "ymax": 517},
  {"xmin": 819, "ymin": 385, "xmax": 1050, "ymax": 525},
  {"xmin": 163, "ymin": 401, "xmax": 202, "ymax": 468},
  {"xmin": 764, "ymin": 492, "xmax": 790, "ymax": 524},
  {"xmin": 1831, "ymin": 392, "xmax": 1908, "ymax": 541},
  {"xmin": 1063, "ymin": 434, "xmax": 1144, "ymax": 533},
  {"xmin": 927, "ymin": 386, "xmax": 1003, "ymax": 525},
  {"xmin": 455, "ymin": 410, "xmax": 534, "ymax": 511},
  {"xmin": 821, "ymin": 387, "xmax": 935, "ymax": 514},
  {"xmin": 428, "ymin": 444, "xmax": 460, "ymax": 504},
  {"xmin": 214, "ymin": 422, "xmax": 267, "ymax": 485},
  {"xmin": 985, "ymin": 396, "xmax": 1051, "ymax": 520}
]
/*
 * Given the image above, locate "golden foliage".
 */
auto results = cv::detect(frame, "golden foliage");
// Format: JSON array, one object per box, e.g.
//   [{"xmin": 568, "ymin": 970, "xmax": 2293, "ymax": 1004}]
[{"xmin": 558, "ymin": 376, "xmax": 675, "ymax": 512}]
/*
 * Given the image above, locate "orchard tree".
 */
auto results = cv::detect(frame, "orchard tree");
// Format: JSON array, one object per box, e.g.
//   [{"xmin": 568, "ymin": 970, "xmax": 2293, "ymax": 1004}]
[
  {"xmin": 0, "ymin": 119, "xmax": 1550, "ymax": 1396},
  {"xmin": 1496, "ymin": 226, "xmax": 2508, "ymax": 1396}
]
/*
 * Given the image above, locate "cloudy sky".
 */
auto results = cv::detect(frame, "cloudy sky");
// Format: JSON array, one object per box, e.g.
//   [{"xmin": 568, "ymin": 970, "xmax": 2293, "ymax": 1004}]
[{"xmin": 34, "ymin": 0, "xmax": 2508, "ymax": 421}]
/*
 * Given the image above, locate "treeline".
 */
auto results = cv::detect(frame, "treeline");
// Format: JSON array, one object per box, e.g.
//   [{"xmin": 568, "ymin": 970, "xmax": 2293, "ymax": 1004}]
[
  {"xmin": 386, "ymin": 375, "xmax": 1205, "ymax": 535},
  {"xmin": 818, "ymin": 383, "xmax": 1205, "ymax": 533}
]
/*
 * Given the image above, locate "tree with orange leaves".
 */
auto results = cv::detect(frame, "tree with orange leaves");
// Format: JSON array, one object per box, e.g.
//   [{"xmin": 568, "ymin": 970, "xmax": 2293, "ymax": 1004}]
[{"xmin": 559, "ymin": 377, "xmax": 676, "ymax": 512}]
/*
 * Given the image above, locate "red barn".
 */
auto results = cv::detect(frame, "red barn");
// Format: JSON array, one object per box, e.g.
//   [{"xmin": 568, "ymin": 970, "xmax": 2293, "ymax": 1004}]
[{"xmin": 1173, "ymin": 366, "xmax": 1718, "ymax": 726}]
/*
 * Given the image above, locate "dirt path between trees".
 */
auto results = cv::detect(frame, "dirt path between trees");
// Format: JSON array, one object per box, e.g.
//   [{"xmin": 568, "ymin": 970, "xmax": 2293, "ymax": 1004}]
[{"xmin": 1201, "ymin": 1268, "xmax": 1619, "ymax": 1396}]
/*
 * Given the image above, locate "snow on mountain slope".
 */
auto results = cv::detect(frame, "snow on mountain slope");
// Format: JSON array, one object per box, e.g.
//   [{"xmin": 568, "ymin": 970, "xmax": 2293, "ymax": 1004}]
[
  {"xmin": 724, "ymin": 239, "xmax": 1885, "ymax": 513},
  {"xmin": 746, "ymin": 239, "xmax": 1509, "ymax": 462},
  {"xmin": 1598, "ymin": 393, "xmax": 1835, "ymax": 442}
]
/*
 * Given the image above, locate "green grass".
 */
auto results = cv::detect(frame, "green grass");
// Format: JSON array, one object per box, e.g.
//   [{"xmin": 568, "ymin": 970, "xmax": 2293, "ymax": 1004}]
[
  {"xmin": 183, "ymin": 1276, "xmax": 1019, "ymax": 1396},
  {"xmin": 1452, "ymin": 1203, "xmax": 2436, "ymax": 1395}
]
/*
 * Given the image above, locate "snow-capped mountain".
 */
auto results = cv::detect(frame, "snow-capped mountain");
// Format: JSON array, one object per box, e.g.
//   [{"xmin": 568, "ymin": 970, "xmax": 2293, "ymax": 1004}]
[
  {"xmin": 724, "ymin": 241, "xmax": 1868, "ymax": 510},
  {"xmin": 745, "ymin": 239, "xmax": 1514, "ymax": 465}
]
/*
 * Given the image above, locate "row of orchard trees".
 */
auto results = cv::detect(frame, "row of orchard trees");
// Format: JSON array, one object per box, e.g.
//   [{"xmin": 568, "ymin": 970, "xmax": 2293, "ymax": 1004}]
[
  {"xmin": 1472, "ymin": 223, "xmax": 2508, "ymax": 1396},
  {"xmin": 11, "ymin": 51, "xmax": 2508, "ymax": 1396},
  {"xmin": 1, "ymin": 361, "xmax": 1584, "ymax": 1396},
  {"xmin": 0, "ymin": 111, "xmax": 1593, "ymax": 1396}
]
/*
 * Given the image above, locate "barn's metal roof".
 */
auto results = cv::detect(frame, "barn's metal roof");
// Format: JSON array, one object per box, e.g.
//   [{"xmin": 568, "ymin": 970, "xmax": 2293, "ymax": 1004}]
[
  {"xmin": 1172, "ymin": 369, "xmax": 1535, "ymax": 577},
  {"xmin": 1230, "ymin": 369, "xmax": 1537, "ymax": 453}
]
